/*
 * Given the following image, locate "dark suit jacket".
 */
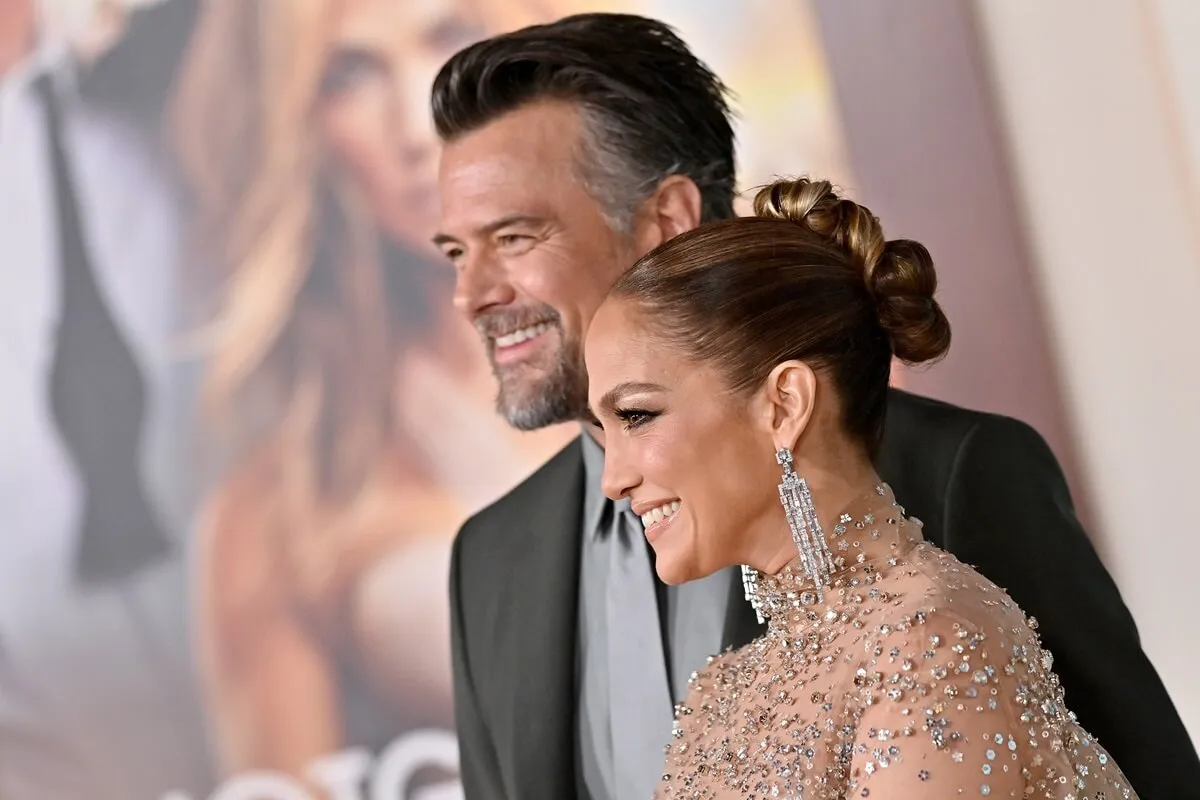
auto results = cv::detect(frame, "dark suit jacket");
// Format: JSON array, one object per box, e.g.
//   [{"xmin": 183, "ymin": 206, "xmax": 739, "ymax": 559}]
[{"xmin": 449, "ymin": 388, "xmax": 1198, "ymax": 799}]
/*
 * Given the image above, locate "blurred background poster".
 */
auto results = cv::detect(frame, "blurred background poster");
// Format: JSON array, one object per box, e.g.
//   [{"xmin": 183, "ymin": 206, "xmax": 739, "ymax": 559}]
[{"xmin": 0, "ymin": 1, "xmax": 854, "ymax": 798}]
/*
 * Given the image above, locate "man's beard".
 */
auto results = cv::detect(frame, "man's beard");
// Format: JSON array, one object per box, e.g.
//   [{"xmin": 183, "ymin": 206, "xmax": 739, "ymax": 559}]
[
  {"xmin": 475, "ymin": 307, "xmax": 590, "ymax": 431},
  {"xmin": 492, "ymin": 333, "xmax": 589, "ymax": 431}
]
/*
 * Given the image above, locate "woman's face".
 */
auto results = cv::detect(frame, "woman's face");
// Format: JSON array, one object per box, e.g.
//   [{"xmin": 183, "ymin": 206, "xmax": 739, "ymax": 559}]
[
  {"xmin": 585, "ymin": 298, "xmax": 785, "ymax": 585},
  {"xmin": 316, "ymin": 0, "xmax": 564, "ymax": 249},
  {"xmin": 317, "ymin": 0, "xmax": 488, "ymax": 249}
]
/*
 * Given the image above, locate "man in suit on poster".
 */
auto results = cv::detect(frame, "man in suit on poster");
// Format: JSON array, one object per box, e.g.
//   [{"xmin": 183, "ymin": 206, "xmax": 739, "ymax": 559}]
[
  {"xmin": 0, "ymin": 1, "xmax": 212, "ymax": 797},
  {"xmin": 430, "ymin": 12, "xmax": 1200, "ymax": 800}
]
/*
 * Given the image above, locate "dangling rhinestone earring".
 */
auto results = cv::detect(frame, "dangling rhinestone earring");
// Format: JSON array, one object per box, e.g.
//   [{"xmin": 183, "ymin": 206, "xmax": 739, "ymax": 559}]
[
  {"xmin": 740, "ymin": 448, "xmax": 835, "ymax": 620},
  {"xmin": 741, "ymin": 563, "xmax": 765, "ymax": 625},
  {"xmin": 776, "ymin": 447, "xmax": 834, "ymax": 602}
]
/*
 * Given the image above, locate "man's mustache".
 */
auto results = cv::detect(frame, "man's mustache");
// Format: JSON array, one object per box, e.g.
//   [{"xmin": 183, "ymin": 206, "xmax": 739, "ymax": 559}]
[{"xmin": 474, "ymin": 307, "xmax": 561, "ymax": 339}]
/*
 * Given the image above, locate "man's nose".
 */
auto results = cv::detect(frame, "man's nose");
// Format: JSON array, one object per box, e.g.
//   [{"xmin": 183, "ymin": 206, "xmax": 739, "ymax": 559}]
[{"xmin": 453, "ymin": 253, "xmax": 515, "ymax": 317}]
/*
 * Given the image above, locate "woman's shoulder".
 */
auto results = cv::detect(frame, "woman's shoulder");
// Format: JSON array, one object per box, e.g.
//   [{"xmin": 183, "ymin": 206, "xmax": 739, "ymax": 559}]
[
  {"xmin": 674, "ymin": 634, "xmax": 782, "ymax": 718},
  {"xmin": 859, "ymin": 549, "xmax": 1043, "ymax": 683},
  {"xmin": 198, "ymin": 443, "xmax": 463, "ymax": 619},
  {"xmin": 930, "ymin": 544, "xmax": 1031, "ymax": 626},
  {"xmin": 195, "ymin": 444, "xmax": 297, "ymax": 634},
  {"xmin": 680, "ymin": 645, "xmax": 745, "ymax": 696}
]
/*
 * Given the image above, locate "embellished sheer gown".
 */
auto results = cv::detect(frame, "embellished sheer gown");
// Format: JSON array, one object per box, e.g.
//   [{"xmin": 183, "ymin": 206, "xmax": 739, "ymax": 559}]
[{"xmin": 656, "ymin": 485, "xmax": 1138, "ymax": 799}]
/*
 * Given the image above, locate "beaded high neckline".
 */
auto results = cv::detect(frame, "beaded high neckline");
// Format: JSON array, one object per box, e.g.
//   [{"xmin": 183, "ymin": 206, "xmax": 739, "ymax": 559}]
[{"xmin": 749, "ymin": 483, "xmax": 924, "ymax": 628}]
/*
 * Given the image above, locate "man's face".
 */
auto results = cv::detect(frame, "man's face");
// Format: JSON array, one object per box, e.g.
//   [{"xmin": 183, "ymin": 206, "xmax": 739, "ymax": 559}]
[{"xmin": 436, "ymin": 101, "xmax": 640, "ymax": 430}]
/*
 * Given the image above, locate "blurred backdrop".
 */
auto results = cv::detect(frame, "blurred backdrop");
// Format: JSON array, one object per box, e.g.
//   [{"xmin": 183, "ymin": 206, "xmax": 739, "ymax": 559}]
[{"xmin": 0, "ymin": 1, "xmax": 1195, "ymax": 798}]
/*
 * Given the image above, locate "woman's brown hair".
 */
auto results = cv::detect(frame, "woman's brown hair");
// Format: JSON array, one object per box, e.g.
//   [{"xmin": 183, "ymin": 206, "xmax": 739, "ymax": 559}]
[
  {"xmin": 610, "ymin": 177, "xmax": 951, "ymax": 451},
  {"xmin": 169, "ymin": 0, "xmax": 448, "ymax": 589}
]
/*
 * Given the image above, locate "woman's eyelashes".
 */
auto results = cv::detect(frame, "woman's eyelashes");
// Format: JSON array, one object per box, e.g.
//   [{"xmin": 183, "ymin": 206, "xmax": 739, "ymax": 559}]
[{"xmin": 614, "ymin": 407, "xmax": 661, "ymax": 431}]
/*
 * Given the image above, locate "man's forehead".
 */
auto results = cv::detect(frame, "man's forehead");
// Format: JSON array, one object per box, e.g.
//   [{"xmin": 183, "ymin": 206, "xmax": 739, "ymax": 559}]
[
  {"xmin": 438, "ymin": 111, "xmax": 584, "ymax": 231},
  {"xmin": 440, "ymin": 148, "xmax": 545, "ymax": 195},
  {"xmin": 438, "ymin": 152, "xmax": 552, "ymax": 228},
  {"xmin": 442, "ymin": 102, "xmax": 580, "ymax": 171}
]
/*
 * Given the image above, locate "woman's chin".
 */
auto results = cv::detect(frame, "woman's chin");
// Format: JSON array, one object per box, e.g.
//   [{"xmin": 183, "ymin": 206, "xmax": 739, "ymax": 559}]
[
  {"xmin": 656, "ymin": 569, "xmax": 688, "ymax": 586},
  {"xmin": 652, "ymin": 546, "xmax": 697, "ymax": 586}
]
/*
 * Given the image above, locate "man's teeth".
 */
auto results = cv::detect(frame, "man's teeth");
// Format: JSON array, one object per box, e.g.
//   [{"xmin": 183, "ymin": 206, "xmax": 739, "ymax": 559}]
[
  {"xmin": 494, "ymin": 323, "xmax": 550, "ymax": 348},
  {"xmin": 640, "ymin": 501, "xmax": 680, "ymax": 528}
]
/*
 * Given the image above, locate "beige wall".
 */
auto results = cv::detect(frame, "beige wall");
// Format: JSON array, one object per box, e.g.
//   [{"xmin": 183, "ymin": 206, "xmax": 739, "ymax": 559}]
[
  {"xmin": 974, "ymin": 0, "xmax": 1200, "ymax": 741},
  {"xmin": 1149, "ymin": 0, "xmax": 1200, "ymax": 238},
  {"xmin": 811, "ymin": 0, "xmax": 1089, "ymax": 525}
]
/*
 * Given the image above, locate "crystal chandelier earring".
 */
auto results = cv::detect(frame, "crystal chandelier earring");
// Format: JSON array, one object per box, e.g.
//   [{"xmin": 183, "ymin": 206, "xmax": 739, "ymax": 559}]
[
  {"xmin": 776, "ymin": 447, "xmax": 833, "ymax": 601},
  {"xmin": 740, "ymin": 562, "xmax": 765, "ymax": 624},
  {"xmin": 741, "ymin": 446, "xmax": 836, "ymax": 620}
]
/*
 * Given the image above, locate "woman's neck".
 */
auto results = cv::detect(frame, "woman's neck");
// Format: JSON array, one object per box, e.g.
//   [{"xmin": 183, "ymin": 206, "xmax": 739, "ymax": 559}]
[
  {"xmin": 749, "ymin": 481, "xmax": 920, "ymax": 624},
  {"xmin": 748, "ymin": 448, "xmax": 882, "ymax": 576}
]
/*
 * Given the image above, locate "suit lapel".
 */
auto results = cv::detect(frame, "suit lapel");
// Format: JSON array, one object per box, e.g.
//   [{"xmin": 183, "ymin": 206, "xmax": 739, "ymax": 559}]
[{"xmin": 502, "ymin": 441, "xmax": 586, "ymax": 799}]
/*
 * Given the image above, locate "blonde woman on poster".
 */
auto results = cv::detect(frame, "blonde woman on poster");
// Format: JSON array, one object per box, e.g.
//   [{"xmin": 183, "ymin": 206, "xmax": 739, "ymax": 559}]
[{"xmin": 170, "ymin": 0, "xmax": 578, "ymax": 795}]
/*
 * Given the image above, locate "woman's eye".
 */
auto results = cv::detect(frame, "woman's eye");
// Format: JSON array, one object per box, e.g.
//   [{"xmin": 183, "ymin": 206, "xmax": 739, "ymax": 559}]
[
  {"xmin": 319, "ymin": 49, "xmax": 386, "ymax": 99},
  {"xmin": 616, "ymin": 408, "xmax": 658, "ymax": 430}
]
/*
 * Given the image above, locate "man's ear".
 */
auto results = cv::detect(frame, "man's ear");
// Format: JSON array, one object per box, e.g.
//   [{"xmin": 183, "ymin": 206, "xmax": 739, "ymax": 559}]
[{"xmin": 632, "ymin": 175, "xmax": 703, "ymax": 255}]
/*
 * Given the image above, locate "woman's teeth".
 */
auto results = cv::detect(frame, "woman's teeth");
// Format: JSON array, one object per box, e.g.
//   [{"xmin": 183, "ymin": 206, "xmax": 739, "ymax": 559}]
[{"xmin": 640, "ymin": 500, "xmax": 680, "ymax": 528}]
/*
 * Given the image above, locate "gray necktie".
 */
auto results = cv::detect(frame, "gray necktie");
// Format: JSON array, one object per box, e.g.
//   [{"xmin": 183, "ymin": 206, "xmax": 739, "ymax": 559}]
[{"xmin": 605, "ymin": 499, "xmax": 672, "ymax": 799}]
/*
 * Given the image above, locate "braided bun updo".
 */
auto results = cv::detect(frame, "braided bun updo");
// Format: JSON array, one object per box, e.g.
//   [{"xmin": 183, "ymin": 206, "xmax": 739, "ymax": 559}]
[{"xmin": 753, "ymin": 178, "xmax": 951, "ymax": 365}]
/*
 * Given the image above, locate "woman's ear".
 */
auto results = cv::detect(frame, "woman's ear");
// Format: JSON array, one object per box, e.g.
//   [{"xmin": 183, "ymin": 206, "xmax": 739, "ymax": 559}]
[{"xmin": 756, "ymin": 360, "xmax": 818, "ymax": 453}]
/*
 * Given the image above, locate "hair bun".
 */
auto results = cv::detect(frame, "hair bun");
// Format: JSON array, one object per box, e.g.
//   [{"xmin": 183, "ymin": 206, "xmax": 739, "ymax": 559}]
[
  {"xmin": 752, "ymin": 178, "xmax": 886, "ymax": 270},
  {"xmin": 870, "ymin": 239, "xmax": 951, "ymax": 364},
  {"xmin": 753, "ymin": 177, "xmax": 950, "ymax": 365}
]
